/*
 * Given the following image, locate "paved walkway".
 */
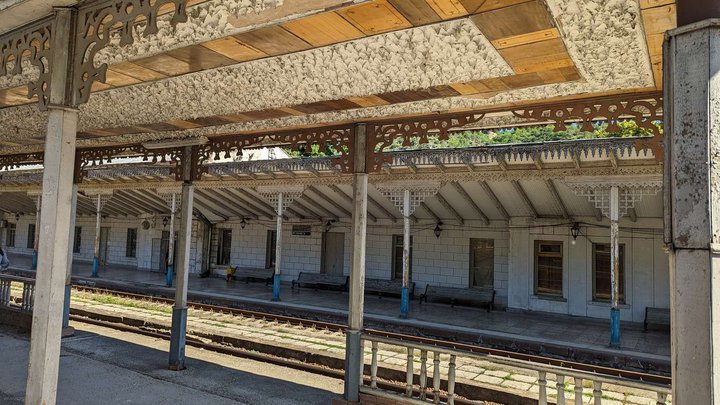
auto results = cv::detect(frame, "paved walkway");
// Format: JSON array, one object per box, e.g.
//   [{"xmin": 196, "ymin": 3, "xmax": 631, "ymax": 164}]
[
  {"xmin": 0, "ymin": 322, "xmax": 342, "ymax": 405},
  {"xmin": 6, "ymin": 254, "xmax": 670, "ymax": 360}
]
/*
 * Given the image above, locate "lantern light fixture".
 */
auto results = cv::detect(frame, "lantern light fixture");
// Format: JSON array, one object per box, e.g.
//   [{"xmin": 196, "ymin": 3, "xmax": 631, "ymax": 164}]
[
  {"xmin": 434, "ymin": 221, "xmax": 443, "ymax": 239},
  {"xmin": 571, "ymin": 222, "xmax": 581, "ymax": 245},
  {"xmin": 240, "ymin": 218, "xmax": 247, "ymax": 229}
]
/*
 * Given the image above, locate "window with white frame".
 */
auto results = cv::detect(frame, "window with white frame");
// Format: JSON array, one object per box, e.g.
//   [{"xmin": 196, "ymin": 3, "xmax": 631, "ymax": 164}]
[
  {"xmin": 534, "ymin": 240, "xmax": 563, "ymax": 297},
  {"xmin": 592, "ymin": 243, "xmax": 625, "ymax": 303}
]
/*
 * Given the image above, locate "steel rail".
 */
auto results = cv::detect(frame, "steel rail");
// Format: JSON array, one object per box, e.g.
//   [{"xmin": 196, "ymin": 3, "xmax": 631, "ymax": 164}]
[{"xmin": 70, "ymin": 284, "xmax": 672, "ymax": 386}]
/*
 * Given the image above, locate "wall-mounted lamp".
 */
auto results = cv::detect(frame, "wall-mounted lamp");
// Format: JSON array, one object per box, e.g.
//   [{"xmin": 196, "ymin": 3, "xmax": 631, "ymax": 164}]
[
  {"xmin": 571, "ymin": 222, "xmax": 581, "ymax": 245},
  {"xmin": 325, "ymin": 220, "xmax": 335, "ymax": 233},
  {"xmin": 240, "ymin": 218, "xmax": 247, "ymax": 230},
  {"xmin": 434, "ymin": 221, "xmax": 443, "ymax": 239},
  {"xmin": 162, "ymin": 216, "xmax": 169, "ymax": 228},
  {"xmin": 15, "ymin": 213, "xmax": 20, "ymax": 222}
]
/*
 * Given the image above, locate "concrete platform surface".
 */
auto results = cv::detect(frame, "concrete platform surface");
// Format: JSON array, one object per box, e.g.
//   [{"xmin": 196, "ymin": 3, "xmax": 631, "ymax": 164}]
[{"xmin": 0, "ymin": 322, "xmax": 342, "ymax": 405}]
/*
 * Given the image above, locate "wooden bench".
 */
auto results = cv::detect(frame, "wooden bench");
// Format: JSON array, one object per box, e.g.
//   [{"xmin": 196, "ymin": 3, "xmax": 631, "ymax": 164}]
[
  {"xmin": 227, "ymin": 266, "xmax": 274, "ymax": 285},
  {"xmin": 420, "ymin": 285, "xmax": 495, "ymax": 312},
  {"xmin": 292, "ymin": 272, "xmax": 348, "ymax": 292},
  {"xmin": 644, "ymin": 307, "xmax": 670, "ymax": 331},
  {"xmin": 365, "ymin": 278, "xmax": 415, "ymax": 299}
]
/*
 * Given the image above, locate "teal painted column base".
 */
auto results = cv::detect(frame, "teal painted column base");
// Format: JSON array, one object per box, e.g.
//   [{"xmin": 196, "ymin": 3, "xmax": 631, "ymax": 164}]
[
  {"xmin": 166, "ymin": 265, "xmax": 174, "ymax": 287},
  {"xmin": 610, "ymin": 308, "xmax": 621, "ymax": 348},
  {"xmin": 31, "ymin": 251, "xmax": 37, "ymax": 270},
  {"xmin": 168, "ymin": 307, "xmax": 187, "ymax": 370},
  {"xmin": 272, "ymin": 274, "xmax": 281, "ymax": 301},
  {"xmin": 400, "ymin": 287, "xmax": 409, "ymax": 318},
  {"xmin": 91, "ymin": 256, "xmax": 99, "ymax": 277}
]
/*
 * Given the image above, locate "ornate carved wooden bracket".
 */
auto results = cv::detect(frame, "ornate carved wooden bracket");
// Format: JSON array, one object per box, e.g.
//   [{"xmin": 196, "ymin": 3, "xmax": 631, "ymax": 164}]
[
  {"xmin": 0, "ymin": 151, "xmax": 45, "ymax": 171},
  {"xmin": 511, "ymin": 92, "xmax": 663, "ymax": 161},
  {"xmin": 197, "ymin": 124, "xmax": 355, "ymax": 178},
  {"xmin": 73, "ymin": 144, "xmax": 184, "ymax": 183},
  {"xmin": 0, "ymin": 0, "xmax": 188, "ymax": 110},
  {"xmin": 564, "ymin": 175, "xmax": 662, "ymax": 218},
  {"xmin": 366, "ymin": 113, "xmax": 485, "ymax": 173},
  {"xmin": 256, "ymin": 185, "xmax": 305, "ymax": 214},
  {"xmin": 375, "ymin": 180, "xmax": 442, "ymax": 216}
]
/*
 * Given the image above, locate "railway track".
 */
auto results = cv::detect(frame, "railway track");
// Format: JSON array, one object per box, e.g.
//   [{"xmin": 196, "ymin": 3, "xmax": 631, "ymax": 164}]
[{"xmin": 71, "ymin": 284, "xmax": 672, "ymax": 386}]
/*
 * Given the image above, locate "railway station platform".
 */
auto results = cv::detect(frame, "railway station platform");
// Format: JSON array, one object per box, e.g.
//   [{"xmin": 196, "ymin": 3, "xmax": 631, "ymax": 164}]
[
  {"xmin": 4, "ymin": 255, "xmax": 670, "ymax": 374},
  {"xmin": 0, "ymin": 322, "xmax": 342, "ymax": 405}
]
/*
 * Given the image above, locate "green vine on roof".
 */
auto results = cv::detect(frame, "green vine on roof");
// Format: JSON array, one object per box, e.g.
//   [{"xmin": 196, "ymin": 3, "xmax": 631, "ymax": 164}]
[{"xmin": 285, "ymin": 121, "xmax": 660, "ymax": 157}]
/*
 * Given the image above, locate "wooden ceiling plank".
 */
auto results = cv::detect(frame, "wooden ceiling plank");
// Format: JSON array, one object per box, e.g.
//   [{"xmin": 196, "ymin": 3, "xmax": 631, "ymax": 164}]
[
  {"xmin": 133, "ymin": 53, "xmax": 194, "ymax": 76},
  {"xmin": 201, "ymin": 37, "xmax": 267, "ymax": 62},
  {"xmin": 104, "ymin": 68, "xmax": 142, "ymax": 87},
  {"xmin": 387, "ymin": 0, "xmax": 442, "ymax": 25},
  {"xmin": 639, "ymin": 0, "xmax": 675, "ymax": 10},
  {"xmin": 424, "ymin": 0, "xmax": 468, "ymax": 20},
  {"xmin": 475, "ymin": 0, "xmax": 532, "ymax": 13},
  {"xmin": 345, "ymin": 95, "xmax": 391, "ymax": 107},
  {"xmin": 492, "ymin": 27, "xmax": 560, "ymax": 49},
  {"xmin": 471, "ymin": 0, "xmax": 553, "ymax": 40},
  {"xmin": 165, "ymin": 44, "xmax": 238, "ymax": 72},
  {"xmin": 282, "ymin": 11, "xmax": 365, "ymax": 47},
  {"xmin": 109, "ymin": 61, "xmax": 167, "ymax": 81},
  {"xmin": 337, "ymin": 0, "xmax": 413, "ymax": 35},
  {"xmin": 234, "ymin": 26, "xmax": 311, "ymax": 56}
]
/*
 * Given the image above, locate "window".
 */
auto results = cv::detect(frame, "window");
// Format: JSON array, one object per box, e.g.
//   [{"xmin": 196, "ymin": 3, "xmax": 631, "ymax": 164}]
[
  {"xmin": 125, "ymin": 228, "xmax": 137, "ymax": 258},
  {"xmin": 470, "ymin": 239, "xmax": 494, "ymax": 288},
  {"xmin": 27, "ymin": 223, "xmax": 35, "ymax": 249},
  {"xmin": 265, "ymin": 230, "xmax": 276, "ymax": 269},
  {"xmin": 391, "ymin": 235, "xmax": 412, "ymax": 280},
  {"xmin": 216, "ymin": 229, "xmax": 232, "ymax": 265},
  {"xmin": 593, "ymin": 243, "xmax": 625, "ymax": 302},
  {"xmin": 5, "ymin": 223, "xmax": 15, "ymax": 248},
  {"xmin": 73, "ymin": 227, "xmax": 82, "ymax": 254},
  {"xmin": 534, "ymin": 241, "xmax": 563, "ymax": 297}
]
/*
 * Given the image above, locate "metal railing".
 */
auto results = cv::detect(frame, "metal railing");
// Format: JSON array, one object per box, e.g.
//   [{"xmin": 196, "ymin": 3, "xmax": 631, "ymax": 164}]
[
  {"xmin": 361, "ymin": 334, "xmax": 671, "ymax": 405},
  {"xmin": 0, "ymin": 274, "xmax": 35, "ymax": 311}
]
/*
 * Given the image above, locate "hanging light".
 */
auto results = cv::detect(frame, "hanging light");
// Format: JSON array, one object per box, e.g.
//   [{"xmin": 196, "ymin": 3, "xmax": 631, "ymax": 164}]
[
  {"xmin": 434, "ymin": 221, "xmax": 443, "ymax": 239},
  {"xmin": 14, "ymin": 213, "xmax": 20, "ymax": 222},
  {"xmin": 325, "ymin": 220, "xmax": 334, "ymax": 233},
  {"xmin": 571, "ymin": 222, "xmax": 581, "ymax": 245},
  {"xmin": 162, "ymin": 216, "xmax": 169, "ymax": 228},
  {"xmin": 240, "ymin": 218, "xmax": 247, "ymax": 230}
]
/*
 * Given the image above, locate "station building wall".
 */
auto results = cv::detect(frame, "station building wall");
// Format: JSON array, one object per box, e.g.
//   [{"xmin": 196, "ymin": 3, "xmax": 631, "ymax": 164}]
[{"xmin": 0, "ymin": 213, "xmax": 669, "ymax": 322}]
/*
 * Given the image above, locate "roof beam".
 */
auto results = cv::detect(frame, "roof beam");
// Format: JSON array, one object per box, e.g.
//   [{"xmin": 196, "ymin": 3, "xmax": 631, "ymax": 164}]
[
  {"xmin": 198, "ymin": 189, "xmax": 258, "ymax": 219},
  {"xmin": 496, "ymin": 156, "xmax": 508, "ymax": 171},
  {"xmin": 511, "ymin": 180, "xmax": 539, "ymax": 218},
  {"xmin": 241, "ymin": 188, "xmax": 297, "ymax": 219},
  {"xmin": 121, "ymin": 190, "xmax": 169, "ymax": 213},
  {"xmin": 196, "ymin": 189, "xmax": 257, "ymax": 219},
  {"xmin": 419, "ymin": 202, "xmax": 440, "ymax": 222},
  {"xmin": 450, "ymin": 182, "xmax": 489, "ymax": 225},
  {"xmin": 479, "ymin": 181, "xmax": 510, "ymax": 221},
  {"xmin": 224, "ymin": 188, "xmax": 279, "ymax": 220},
  {"xmin": 298, "ymin": 194, "xmax": 338, "ymax": 220},
  {"xmin": 435, "ymin": 192, "xmax": 465, "ymax": 225},
  {"xmin": 192, "ymin": 194, "xmax": 231, "ymax": 221},
  {"xmin": 545, "ymin": 179, "xmax": 570, "ymax": 219},
  {"xmin": 326, "ymin": 185, "xmax": 377, "ymax": 223},
  {"xmin": 364, "ymin": 192, "xmax": 399, "ymax": 223},
  {"xmin": 292, "ymin": 198, "xmax": 325, "ymax": 220},
  {"xmin": 307, "ymin": 186, "xmax": 352, "ymax": 219}
]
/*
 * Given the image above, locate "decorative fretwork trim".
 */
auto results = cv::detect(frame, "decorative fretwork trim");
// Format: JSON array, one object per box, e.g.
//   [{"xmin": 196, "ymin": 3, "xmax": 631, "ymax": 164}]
[
  {"xmin": 375, "ymin": 180, "xmax": 442, "ymax": 216},
  {"xmin": 564, "ymin": 175, "xmax": 662, "ymax": 218},
  {"xmin": 256, "ymin": 185, "xmax": 305, "ymax": 214}
]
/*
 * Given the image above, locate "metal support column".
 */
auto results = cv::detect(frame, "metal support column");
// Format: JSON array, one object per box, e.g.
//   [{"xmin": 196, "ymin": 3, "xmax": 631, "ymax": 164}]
[
  {"xmin": 169, "ymin": 147, "xmax": 194, "ymax": 371},
  {"xmin": 25, "ymin": 8, "xmax": 77, "ymax": 405},
  {"xmin": 166, "ymin": 193, "xmax": 176, "ymax": 287},
  {"xmin": 400, "ymin": 189, "xmax": 411, "ymax": 318},
  {"xmin": 91, "ymin": 194, "xmax": 102, "ymax": 277},
  {"xmin": 272, "ymin": 192, "xmax": 283, "ymax": 301},
  {"xmin": 344, "ymin": 123, "xmax": 368, "ymax": 402},
  {"xmin": 609, "ymin": 186, "xmax": 620, "ymax": 348}
]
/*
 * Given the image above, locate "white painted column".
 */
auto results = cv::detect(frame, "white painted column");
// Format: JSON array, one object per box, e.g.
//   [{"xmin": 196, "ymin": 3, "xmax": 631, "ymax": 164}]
[
  {"xmin": 168, "ymin": 165, "xmax": 194, "ymax": 370},
  {"xmin": 666, "ymin": 18, "xmax": 720, "ymax": 404},
  {"xmin": 62, "ymin": 185, "xmax": 78, "ymax": 336},
  {"xmin": 344, "ymin": 124, "xmax": 368, "ymax": 402},
  {"xmin": 272, "ymin": 192, "xmax": 283, "ymax": 301},
  {"xmin": 25, "ymin": 8, "xmax": 78, "ymax": 405},
  {"xmin": 91, "ymin": 194, "xmax": 102, "ymax": 277},
  {"xmin": 400, "ymin": 189, "xmax": 411, "ymax": 318},
  {"xmin": 30, "ymin": 194, "xmax": 41, "ymax": 270},
  {"xmin": 608, "ymin": 186, "xmax": 620, "ymax": 347},
  {"xmin": 166, "ymin": 193, "xmax": 176, "ymax": 287}
]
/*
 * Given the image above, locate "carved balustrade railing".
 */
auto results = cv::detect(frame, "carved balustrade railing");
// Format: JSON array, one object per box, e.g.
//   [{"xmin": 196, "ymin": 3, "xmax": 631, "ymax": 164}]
[
  {"xmin": 0, "ymin": 274, "xmax": 36, "ymax": 312},
  {"xmin": 361, "ymin": 334, "xmax": 671, "ymax": 405}
]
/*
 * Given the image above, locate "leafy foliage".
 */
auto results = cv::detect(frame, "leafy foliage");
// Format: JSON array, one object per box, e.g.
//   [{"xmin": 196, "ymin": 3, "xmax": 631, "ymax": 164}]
[{"xmin": 285, "ymin": 121, "xmax": 659, "ymax": 156}]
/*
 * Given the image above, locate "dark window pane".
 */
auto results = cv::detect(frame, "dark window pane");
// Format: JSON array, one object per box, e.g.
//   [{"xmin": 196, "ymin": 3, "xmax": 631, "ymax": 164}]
[
  {"xmin": 125, "ymin": 228, "xmax": 137, "ymax": 258},
  {"xmin": 535, "ymin": 241, "xmax": 563, "ymax": 296},
  {"xmin": 73, "ymin": 227, "xmax": 82, "ymax": 253},
  {"xmin": 593, "ymin": 243, "xmax": 625, "ymax": 302},
  {"xmin": 27, "ymin": 224, "xmax": 35, "ymax": 249},
  {"xmin": 391, "ymin": 235, "xmax": 412, "ymax": 280}
]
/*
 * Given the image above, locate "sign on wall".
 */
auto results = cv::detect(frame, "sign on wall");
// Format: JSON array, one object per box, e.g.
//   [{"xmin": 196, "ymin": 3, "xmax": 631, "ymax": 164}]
[{"xmin": 292, "ymin": 225, "xmax": 312, "ymax": 236}]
